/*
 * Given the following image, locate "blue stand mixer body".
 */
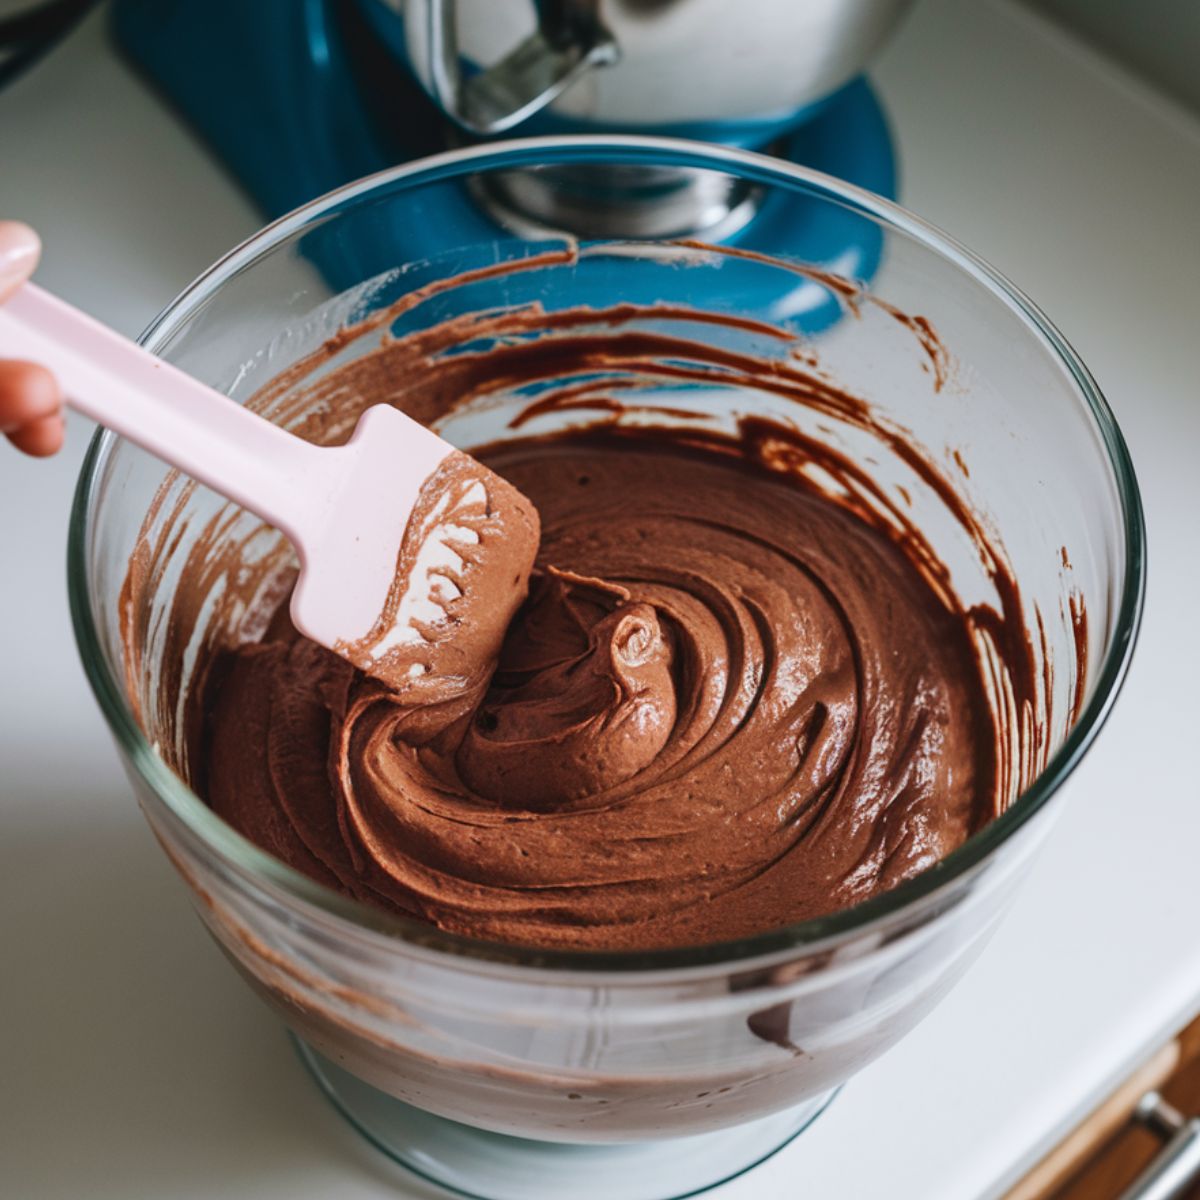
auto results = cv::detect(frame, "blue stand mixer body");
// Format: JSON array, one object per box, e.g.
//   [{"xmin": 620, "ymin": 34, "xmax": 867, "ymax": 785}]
[{"xmin": 111, "ymin": 0, "xmax": 897, "ymax": 333}]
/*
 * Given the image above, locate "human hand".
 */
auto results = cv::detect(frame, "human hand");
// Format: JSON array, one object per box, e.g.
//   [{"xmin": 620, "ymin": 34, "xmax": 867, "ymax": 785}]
[{"xmin": 0, "ymin": 222, "xmax": 63, "ymax": 456}]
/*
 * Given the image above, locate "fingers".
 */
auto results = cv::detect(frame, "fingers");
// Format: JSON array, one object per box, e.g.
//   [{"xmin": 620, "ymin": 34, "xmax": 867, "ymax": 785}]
[
  {"xmin": 8, "ymin": 413, "xmax": 65, "ymax": 457},
  {"xmin": 0, "ymin": 360, "xmax": 65, "ymax": 457},
  {"xmin": 0, "ymin": 221, "xmax": 40, "ymax": 302},
  {"xmin": 0, "ymin": 222, "xmax": 64, "ymax": 456}
]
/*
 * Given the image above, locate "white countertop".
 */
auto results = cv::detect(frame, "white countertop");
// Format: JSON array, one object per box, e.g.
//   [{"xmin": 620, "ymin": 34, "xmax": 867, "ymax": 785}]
[{"xmin": 2, "ymin": 2, "xmax": 1198, "ymax": 1197}]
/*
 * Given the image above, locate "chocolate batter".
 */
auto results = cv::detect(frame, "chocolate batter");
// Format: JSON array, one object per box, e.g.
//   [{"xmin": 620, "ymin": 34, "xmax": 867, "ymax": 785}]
[
  {"xmin": 194, "ymin": 419, "xmax": 996, "ymax": 951},
  {"xmin": 123, "ymin": 242, "xmax": 1060, "ymax": 954},
  {"xmin": 334, "ymin": 449, "xmax": 540, "ymax": 701}
]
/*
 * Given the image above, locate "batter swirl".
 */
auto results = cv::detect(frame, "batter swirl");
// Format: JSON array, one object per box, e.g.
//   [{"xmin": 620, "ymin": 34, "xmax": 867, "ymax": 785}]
[{"xmin": 200, "ymin": 432, "xmax": 997, "ymax": 951}]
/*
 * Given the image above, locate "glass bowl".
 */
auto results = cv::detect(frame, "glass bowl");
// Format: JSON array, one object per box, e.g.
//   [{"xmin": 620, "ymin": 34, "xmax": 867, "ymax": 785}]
[{"xmin": 68, "ymin": 137, "xmax": 1143, "ymax": 1200}]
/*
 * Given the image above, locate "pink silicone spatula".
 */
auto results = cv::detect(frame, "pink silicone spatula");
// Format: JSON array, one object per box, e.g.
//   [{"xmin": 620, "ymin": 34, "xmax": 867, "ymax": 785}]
[{"xmin": 0, "ymin": 283, "xmax": 491, "ymax": 686}]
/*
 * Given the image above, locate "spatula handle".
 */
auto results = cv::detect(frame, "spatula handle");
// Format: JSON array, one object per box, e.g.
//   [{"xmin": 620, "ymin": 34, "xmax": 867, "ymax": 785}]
[{"xmin": 0, "ymin": 283, "xmax": 328, "ymax": 543}]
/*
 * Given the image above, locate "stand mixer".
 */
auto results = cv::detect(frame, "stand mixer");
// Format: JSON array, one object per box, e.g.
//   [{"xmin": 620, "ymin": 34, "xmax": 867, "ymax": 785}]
[{"xmin": 111, "ymin": 0, "xmax": 910, "ymax": 251}]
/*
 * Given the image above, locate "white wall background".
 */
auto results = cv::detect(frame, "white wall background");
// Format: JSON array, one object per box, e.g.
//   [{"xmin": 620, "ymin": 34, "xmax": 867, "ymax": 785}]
[{"xmin": 1025, "ymin": 0, "xmax": 1200, "ymax": 114}]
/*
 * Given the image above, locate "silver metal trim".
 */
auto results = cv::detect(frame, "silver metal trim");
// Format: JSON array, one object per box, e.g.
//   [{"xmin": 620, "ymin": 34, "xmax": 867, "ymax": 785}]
[
  {"xmin": 1118, "ymin": 1091, "xmax": 1200, "ymax": 1200},
  {"xmin": 428, "ymin": 0, "xmax": 619, "ymax": 135}
]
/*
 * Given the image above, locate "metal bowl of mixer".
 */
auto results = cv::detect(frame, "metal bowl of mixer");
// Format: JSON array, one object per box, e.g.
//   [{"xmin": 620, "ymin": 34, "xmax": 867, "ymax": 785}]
[
  {"xmin": 367, "ymin": 0, "xmax": 915, "ymax": 137},
  {"xmin": 360, "ymin": 0, "xmax": 914, "ymax": 239}
]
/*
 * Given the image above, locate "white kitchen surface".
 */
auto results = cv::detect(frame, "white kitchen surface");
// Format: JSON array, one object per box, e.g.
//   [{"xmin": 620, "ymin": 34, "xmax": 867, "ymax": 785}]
[{"xmin": 1, "ymin": 2, "xmax": 1198, "ymax": 1197}]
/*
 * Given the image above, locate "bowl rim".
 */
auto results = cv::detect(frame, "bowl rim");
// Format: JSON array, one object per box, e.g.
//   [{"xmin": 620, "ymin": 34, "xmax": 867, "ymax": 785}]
[{"xmin": 67, "ymin": 134, "xmax": 1146, "ymax": 973}]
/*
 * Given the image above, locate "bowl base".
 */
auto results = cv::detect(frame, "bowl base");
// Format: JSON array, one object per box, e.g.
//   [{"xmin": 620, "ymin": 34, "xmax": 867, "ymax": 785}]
[{"xmin": 292, "ymin": 1036, "xmax": 838, "ymax": 1200}]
